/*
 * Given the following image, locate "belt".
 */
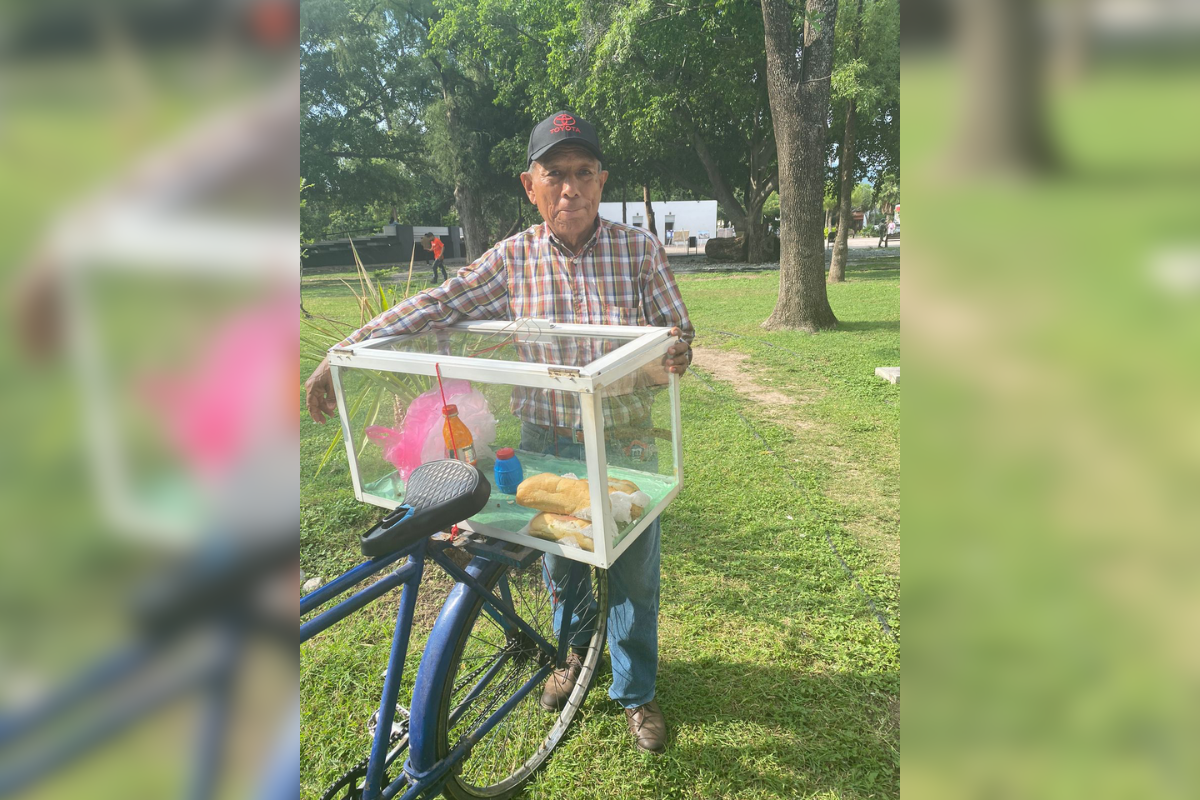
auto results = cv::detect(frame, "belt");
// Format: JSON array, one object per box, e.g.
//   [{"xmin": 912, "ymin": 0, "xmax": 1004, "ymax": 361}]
[
  {"xmin": 538, "ymin": 424, "xmax": 671, "ymax": 443},
  {"xmin": 547, "ymin": 426, "xmax": 586, "ymax": 444},
  {"xmin": 610, "ymin": 425, "xmax": 672, "ymax": 442}
]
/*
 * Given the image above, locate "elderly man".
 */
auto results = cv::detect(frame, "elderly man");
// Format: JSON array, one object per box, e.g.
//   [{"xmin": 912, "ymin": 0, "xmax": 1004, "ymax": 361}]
[{"xmin": 305, "ymin": 111, "xmax": 692, "ymax": 754}]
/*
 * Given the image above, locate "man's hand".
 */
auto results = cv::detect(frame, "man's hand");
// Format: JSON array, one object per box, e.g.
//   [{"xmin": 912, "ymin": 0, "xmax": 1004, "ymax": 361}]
[
  {"xmin": 664, "ymin": 327, "xmax": 691, "ymax": 376},
  {"xmin": 305, "ymin": 357, "xmax": 338, "ymax": 424},
  {"xmin": 13, "ymin": 253, "xmax": 63, "ymax": 360}
]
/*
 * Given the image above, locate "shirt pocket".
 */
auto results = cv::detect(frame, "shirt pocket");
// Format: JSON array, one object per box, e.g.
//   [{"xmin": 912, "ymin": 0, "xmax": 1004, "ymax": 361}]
[{"xmin": 603, "ymin": 304, "xmax": 642, "ymax": 327}]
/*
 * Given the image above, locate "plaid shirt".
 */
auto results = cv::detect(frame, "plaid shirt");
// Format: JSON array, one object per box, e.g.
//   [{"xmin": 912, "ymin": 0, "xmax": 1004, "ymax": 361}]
[{"xmin": 339, "ymin": 218, "xmax": 693, "ymax": 428}]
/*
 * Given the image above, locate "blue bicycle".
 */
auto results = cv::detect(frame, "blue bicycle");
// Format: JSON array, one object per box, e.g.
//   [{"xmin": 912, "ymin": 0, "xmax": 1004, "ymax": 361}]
[
  {"xmin": 302, "ymin": 459, "xmax": 609, "ymax": 800},
  {"xmin": 0, "ymin": 535, "xmax": 298, "ymax": 799}
]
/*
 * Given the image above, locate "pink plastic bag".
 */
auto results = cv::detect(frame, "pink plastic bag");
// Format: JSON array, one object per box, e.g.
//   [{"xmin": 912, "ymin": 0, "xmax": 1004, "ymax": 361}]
[
  {"xmin": 366, "ymin": 380, "xmax": 496, "ymax": 479},
  {"xmin": 140, "ymin": 297, "xmax": 296, "ymax": 484}
]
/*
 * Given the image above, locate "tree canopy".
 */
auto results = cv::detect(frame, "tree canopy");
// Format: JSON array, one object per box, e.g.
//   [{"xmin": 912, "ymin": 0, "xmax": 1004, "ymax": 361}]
[
  {"xmin": 300, "ymin": 2, "xmax": 451, "ymax": 232},
  {"xmin": 830, "ymin": 0, "xmax": 899, "ymax": 186},
  {"xmin": 300, "ymin": 0, "xmax": 898, "ymax": 283}
]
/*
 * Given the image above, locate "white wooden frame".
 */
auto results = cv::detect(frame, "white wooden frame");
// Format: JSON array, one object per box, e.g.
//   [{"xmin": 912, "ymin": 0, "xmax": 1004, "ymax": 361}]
[
  {"xmin": 329, "ymin": 319, "xmax": 676, "ymax": 391},
  {"xmin": 330, "ymin": 319, "xmax": 684, "ymax": 568}
]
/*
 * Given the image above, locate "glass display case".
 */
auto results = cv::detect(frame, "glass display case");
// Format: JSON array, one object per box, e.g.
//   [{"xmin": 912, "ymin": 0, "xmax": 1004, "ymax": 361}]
[{"xmin": 329, "ymin": 319, "xmax": 683, "ymax": 568}]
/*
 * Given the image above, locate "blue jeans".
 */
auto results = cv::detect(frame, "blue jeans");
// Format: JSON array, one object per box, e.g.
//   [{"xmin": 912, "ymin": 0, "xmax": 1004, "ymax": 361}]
[
  {"xmin": 431, "ymin": 257, "xmax": 448, "ymax": 282},
  {"xmin": 520, "ymin": 422, "xmax": 661, "ymax": 708}
]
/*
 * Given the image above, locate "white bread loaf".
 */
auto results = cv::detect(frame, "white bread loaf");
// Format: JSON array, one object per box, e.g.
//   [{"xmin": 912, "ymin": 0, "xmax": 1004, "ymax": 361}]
[
  {"xmin": 527, "ymin": 513, "xmax": 594, "ymax": 552},
  {"xmin": 515, "ymin": 473, "xmax": 645, "ymax": 519}
]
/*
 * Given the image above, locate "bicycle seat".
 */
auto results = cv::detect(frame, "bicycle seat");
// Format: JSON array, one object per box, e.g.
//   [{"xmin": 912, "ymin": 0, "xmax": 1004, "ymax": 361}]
[
  {"xmin": 133, "ymin": 533, "xmax": 298, "ymax": 638},
  {"xmin": 360, "ymin": 460, "xmax": 491, "ymax": 557}
]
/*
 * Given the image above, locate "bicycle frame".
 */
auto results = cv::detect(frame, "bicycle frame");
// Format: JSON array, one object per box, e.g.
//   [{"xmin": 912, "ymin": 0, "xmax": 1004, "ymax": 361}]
[
  {"xmin": 1, "ymin": 534, "xmax": 299, "ymax": 800},
  {"xmin": 301, "ymin": 535, "xmax": 580, "ymax": 800},
  {"xmin": 0, "ymin": 619, "xmax": 254, "ymax": 799}
]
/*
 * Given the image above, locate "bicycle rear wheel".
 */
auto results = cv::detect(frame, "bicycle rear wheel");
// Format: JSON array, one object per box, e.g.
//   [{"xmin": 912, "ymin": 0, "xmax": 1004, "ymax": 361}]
[{"xmin": 436, "ymin": 555, "xmax": 607, "ymax": 800}]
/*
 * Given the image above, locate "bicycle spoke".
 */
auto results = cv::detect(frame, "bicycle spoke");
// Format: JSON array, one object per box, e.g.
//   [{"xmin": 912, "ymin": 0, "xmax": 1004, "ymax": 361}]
[{"xmin": 438, "ymin": 557, "xmax": 608, "ymax": 799}]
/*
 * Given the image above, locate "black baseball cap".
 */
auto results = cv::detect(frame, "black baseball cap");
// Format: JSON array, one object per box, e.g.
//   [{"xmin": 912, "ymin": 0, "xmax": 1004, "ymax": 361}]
[{"xmin": 527, "ymin": 111, "xmax": 603, "ymax": 166}]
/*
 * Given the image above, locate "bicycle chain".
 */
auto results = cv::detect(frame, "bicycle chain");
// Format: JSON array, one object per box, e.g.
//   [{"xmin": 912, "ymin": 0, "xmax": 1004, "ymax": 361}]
[
  {"xmin": 317, "ymin": 724, "xmax": 407, "ymax": 800},
  {"xmin": 318, "ymin": 636, "xmax": 543, "ymax": 798},
  {"xmin": 316, "ymin": 645, "xmax": 514, "ymax": 800}
]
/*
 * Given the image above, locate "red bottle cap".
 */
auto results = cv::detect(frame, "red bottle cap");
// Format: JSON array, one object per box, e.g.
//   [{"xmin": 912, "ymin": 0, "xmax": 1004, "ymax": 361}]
[
  {"xmin": 496, "ymin": 447, "xmax": 515, "ymax": 459},
  {"xmin": 442, "ymin": 404, "xmax": 458, "ymax": 415}
]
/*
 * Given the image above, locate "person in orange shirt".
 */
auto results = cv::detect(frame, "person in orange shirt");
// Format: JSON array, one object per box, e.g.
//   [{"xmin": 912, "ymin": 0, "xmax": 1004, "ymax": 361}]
[{"xmin": 421, "ymin": 232, "xmax": 448, "ymax": 282}]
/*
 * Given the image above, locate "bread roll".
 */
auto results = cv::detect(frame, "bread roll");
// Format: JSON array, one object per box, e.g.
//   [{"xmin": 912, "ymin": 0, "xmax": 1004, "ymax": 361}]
[
  {"xmin": 515, "ymin": 472, "xmax": 644, "ymax": 518},
  {"xmin": 608, "ymin": 477, "xmax": 640, "ymax": 494},
  {"xmin": 527, "ymin": 513, "xmax": 594, "ymax": 552},
  {"xmin": 516, "ymin": 473, "xmax": 591, "ymax": 516}
]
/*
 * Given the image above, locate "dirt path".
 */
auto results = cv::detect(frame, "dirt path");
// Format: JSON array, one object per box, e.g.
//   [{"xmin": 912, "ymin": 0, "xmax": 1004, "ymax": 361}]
[
  {"xmin": 689, "ymin": 345, "xmax": 899, "ymax": 577},
  {"xmin": 690, "ymin": 346, "xmax": 823, "ymax": 427}
]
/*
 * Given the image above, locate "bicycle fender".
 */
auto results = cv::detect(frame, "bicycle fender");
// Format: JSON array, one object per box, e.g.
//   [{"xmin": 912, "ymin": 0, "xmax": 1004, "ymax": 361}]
[{"xmin": 405, "ymin": 555, "xmax": 506, "ymax": 782}]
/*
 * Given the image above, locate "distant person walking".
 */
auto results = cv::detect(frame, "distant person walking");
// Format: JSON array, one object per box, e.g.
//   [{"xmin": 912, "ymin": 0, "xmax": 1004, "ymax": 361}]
[
  {"xmin": 422, "ymin": 233, "xmax": 448, "ymax": 282},
  {"xmin": 885, "ymin": 219, "xmax": 896, "ymax": 248}
]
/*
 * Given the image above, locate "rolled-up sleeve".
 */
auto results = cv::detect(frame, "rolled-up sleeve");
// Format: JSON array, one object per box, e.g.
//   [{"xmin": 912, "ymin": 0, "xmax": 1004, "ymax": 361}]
[
  {"xmin": 337, "ymin": 245, "xmax": 510, "ymax": 348},
  {"xmin": 639, "ymin": 242, "xmax": 694, "ymax": 345}
]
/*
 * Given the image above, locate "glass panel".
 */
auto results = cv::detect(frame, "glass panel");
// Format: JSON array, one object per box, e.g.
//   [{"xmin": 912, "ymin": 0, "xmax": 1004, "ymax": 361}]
[
  {"xmin": 342, "ymin": 368, "xmax": 591, "ymax": 544},
  {"xmin": 594, "ymin": 356, "xmax": 678, "ymax": 548},
  {"xmin": 359, "ymin": 324, "xmax": 638, "ymax": 368},
  {"xmin": 80, "ymin": 267, "xmax": 273, "ymax": 537},
  {"xmin": 339, "ymin": 346, "xmax": 675, "ymax": 557}
]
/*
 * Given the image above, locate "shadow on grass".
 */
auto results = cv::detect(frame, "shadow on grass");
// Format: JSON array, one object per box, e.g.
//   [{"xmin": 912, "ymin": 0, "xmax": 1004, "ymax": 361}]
[
  {"xmin": 299, "ymin": 277, "xmax": 362, "ymax": 299},
  {"xmin": 844, "ymin": 268, "xmax": 900, "ymax": 283},
  {"xmin": 837, "ymin": 320, "xmax": 900, "ymax": 333},
  {"xmin": 650, "ymin": 658, "xmax": 898, "ymax": 798}
]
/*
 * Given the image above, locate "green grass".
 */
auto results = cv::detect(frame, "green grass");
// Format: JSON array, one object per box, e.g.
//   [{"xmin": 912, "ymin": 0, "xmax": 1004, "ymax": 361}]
[{"xmin": 301, "ymin": 259, "xmax": 900, "ymax": 799}]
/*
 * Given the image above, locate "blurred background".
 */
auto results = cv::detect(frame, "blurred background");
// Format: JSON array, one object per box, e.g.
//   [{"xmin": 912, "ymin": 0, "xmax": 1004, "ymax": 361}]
[
  {"xmin": 1, "ymin": 1, "xmax": 298, "ymax": 797},
  {"xmin": 7, "ymin": 0, "xmax": 1200, "ymax": 795},
  {"xmin": 904, "ymin": 0, "xmax": 1200, "ymax": 797}
]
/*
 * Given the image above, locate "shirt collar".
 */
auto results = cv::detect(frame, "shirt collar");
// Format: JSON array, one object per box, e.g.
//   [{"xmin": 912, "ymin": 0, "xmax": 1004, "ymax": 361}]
[{"xmin": 543, "ymin": 216, "xmax": 606, "ymax": 258}]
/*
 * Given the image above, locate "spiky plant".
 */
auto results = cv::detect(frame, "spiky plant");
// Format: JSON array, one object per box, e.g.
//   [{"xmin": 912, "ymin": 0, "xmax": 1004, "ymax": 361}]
[{"xmin": 301, "ymin": 240, "xmax": 427, "ymax": 475}]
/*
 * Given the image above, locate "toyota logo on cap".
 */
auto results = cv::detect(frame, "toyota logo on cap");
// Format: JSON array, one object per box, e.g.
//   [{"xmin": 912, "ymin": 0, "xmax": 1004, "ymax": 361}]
[{"xmin": 550, "ymin": 113, "xmax": 581, "ymax": 134}]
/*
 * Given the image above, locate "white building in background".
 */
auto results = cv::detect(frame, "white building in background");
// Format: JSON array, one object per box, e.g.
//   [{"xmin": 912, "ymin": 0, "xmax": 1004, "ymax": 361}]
[{"xmin": 597, "ymin": 200, "xmax": 719, "ymax": 243}]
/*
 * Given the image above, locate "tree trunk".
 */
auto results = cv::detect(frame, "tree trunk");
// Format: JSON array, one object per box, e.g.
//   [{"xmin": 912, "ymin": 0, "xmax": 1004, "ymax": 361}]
[
  {"xmin": 760, "ymin": 0, "xmax": 839, "ymax": 331},
  {"xmin": 1053, "ymin": 0, "xmax": 1090, "ymax": 86},
  {"xmin": 954, "ymin": 0, "xmax": 1056, "ymax": 172},
  {"xmin": 501, "ymin": 197, "xmax": 524, "ymax": 240},
  {"xmin": 744, "ymin": 199, "xmax": 771, "ymax": 263},
  {"xmin": 438, "ymin": 71, "xmax": 489, "ymax": 259},
  {"xmin": 622, "ymin": 196, "xmax": 627, "ymax": 225},
  {"xmin": 830, "ymin": 0, "xmax": 864, "ymax": 283},
  {"xmin": 643, "ymin": 184, "xmax": 657, "ymax": 237},
  {"xmin": 828, "ymin": 102, "xmax": 855, "ymax": 281},
  {"xmin": 454, "ymin": 182, "xmax": 489, "ymax": 260},
  {"xmin": 689, "ymin": 128, "xmax": 750, "ymax": 257}
]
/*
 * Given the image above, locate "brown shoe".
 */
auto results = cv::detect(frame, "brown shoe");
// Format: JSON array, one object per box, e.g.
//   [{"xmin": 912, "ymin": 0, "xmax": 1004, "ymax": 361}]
[
  {"xmin": 540, "ymin": 650, "xmax": 584, "ymax": 711},
  {"xmin": 624, "ymin": 699, "xmax": 667, "ymax": 754}
]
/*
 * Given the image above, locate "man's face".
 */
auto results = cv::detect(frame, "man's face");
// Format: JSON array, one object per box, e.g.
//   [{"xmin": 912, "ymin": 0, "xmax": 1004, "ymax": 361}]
[{"xmin": 520, "ymin": 146, "xmax": 608, "ymax": 246}]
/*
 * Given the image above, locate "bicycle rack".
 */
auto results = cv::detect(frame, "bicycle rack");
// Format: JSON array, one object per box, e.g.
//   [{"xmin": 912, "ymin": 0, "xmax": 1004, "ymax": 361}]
[{"xmin": 459, "ymin": 535, "xmax": 541, "ymax": 570}]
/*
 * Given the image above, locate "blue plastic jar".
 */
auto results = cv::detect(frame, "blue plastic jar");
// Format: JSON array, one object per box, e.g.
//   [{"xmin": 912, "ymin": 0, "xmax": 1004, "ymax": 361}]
[{"xmin": 493, "ymin": 448, "xmax": 524, "ymax": 494}]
